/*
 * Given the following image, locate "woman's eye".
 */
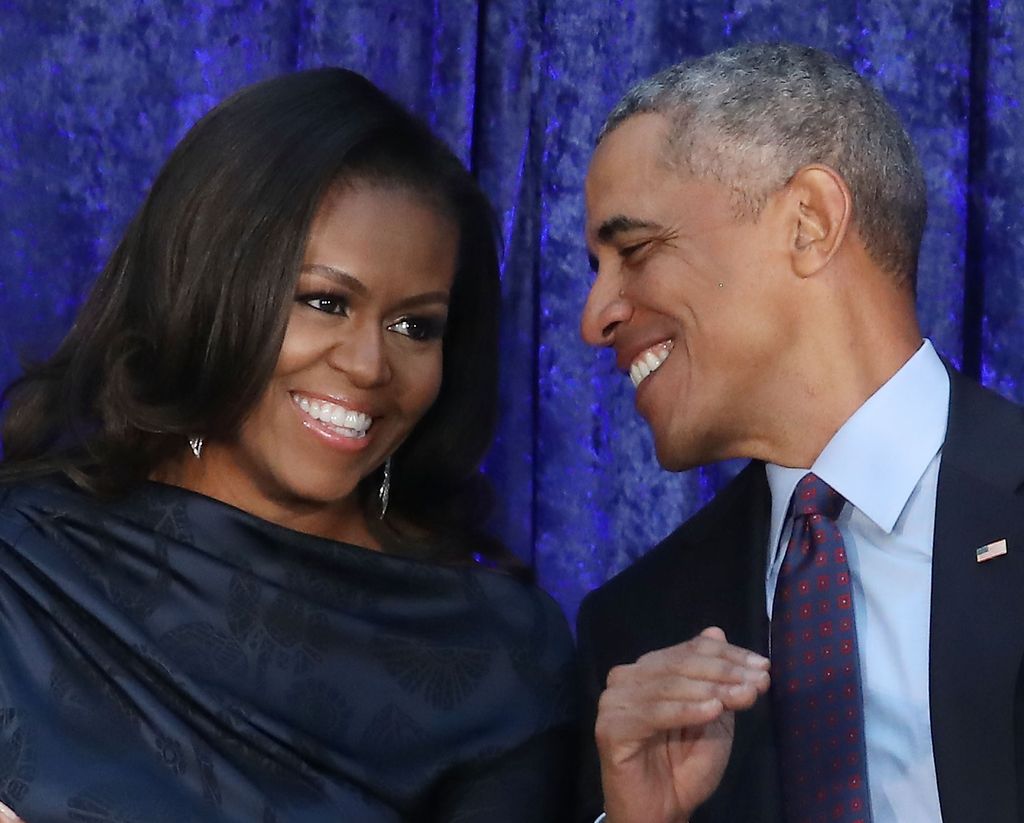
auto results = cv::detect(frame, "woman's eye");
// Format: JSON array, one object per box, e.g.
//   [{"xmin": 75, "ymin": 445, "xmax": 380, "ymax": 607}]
[
  {"xmin": 302, "ymin": 295, "xmax": 347, "ymax": 315},
  {"xmin": 389, "ymin": 316, "xmax": 445, "ymax": 341}
]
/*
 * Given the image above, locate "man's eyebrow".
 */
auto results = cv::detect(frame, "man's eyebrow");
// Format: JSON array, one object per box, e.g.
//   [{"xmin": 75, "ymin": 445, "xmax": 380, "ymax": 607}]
[
  {"xmin": 299, "ymin": 264, "xmax": 368, "ymax": 297},
  {"xmin": 596, "ymin": 215, "xmax": 661, "ymax": 244}
]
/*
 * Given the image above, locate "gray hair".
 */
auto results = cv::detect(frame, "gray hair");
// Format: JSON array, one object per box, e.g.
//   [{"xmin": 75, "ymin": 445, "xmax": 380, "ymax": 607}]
[{"xmin": 600, "ymin": 43, "xmax": 927, "ymax": 287}]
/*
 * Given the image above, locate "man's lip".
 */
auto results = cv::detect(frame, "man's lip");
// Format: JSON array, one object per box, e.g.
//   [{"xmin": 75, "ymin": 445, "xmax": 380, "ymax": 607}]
[{"xmin": 615, "ymin": 337, "xmax": 675, "ymax": 373}]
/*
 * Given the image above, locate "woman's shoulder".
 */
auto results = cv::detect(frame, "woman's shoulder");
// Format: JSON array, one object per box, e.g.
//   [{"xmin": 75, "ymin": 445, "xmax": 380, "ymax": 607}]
[
  {"xmin": 454, "ymin": 563, "xmax": 577, "ymax": 707},
  {"xmin": 0, "ymin": 475, "xmax": 84, "ymax": 522},
  {"xmin": 465, "ymin": 562, "xmax": 573, "ymax": 644}
]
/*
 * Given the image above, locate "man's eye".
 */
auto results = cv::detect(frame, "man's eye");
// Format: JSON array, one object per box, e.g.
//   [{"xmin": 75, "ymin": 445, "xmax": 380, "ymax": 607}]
[
  {"xmin": 301, "ymin": 295, "xmax": 347, "ymax": 315},
  {"xmin": 389, "ymin": 316, "xmax": 446, "ymax": 341},
  {"xmin": 620, "ymin": 241, "xmax": 651, "ymax": 260}
]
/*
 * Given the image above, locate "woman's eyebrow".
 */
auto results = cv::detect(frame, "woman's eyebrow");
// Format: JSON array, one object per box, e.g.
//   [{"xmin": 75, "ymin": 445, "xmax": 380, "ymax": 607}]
[
  {"xmin": 392, "ymin": 291, "xmax": 450, "ymax": 312},
  {"xmin": 301, "ymin": 264, "xmax": 449, "ymax": 311},
  {"xmin": 299, "ymin": 264, "xmax": 368, "ymax": 297}
]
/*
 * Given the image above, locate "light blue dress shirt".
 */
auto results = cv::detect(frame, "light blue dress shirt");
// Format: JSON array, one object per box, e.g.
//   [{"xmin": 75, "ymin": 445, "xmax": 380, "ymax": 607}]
[{"xmin": 766, "ymin": 339, "xmax": 949, "ymax": 822}]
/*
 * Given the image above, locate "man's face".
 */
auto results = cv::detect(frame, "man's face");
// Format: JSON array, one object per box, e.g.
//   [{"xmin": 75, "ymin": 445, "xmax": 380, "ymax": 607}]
[{"xmin": 581, "ymin": 113, "xmax": 796, "ymax": 470}]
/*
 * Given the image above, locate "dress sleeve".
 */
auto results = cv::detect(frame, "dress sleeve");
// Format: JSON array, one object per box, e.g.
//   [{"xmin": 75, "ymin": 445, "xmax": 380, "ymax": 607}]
[
  {"xmin": 430, "ymin": 724, "xmax": 577, "ymax": 822},
  {"xmin": 430, "ymin": 578, "xmax": 580, "ymax": 822}
]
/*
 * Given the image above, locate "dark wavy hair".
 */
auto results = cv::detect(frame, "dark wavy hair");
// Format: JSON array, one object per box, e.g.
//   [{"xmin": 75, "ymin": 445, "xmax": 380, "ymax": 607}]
[{"xmin": 0, "ymin": 68, "xmax": 513, "ymax": 569}]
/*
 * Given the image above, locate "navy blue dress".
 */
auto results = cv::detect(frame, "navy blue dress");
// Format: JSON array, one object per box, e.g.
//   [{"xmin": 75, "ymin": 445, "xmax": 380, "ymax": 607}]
[{"xmin": 0, "ymin": 480, "xmax": 577, "ymax": 822}]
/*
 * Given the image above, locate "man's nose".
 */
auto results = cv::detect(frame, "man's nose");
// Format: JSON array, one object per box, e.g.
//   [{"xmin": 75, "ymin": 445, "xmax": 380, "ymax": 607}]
[{"xmin": 580, "ymin": 267, "xmax": 631, "ymax": 347}]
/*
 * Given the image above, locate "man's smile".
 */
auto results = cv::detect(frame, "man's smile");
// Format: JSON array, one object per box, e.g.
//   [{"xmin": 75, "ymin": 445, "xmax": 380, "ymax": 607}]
[{"xmin": 629, "ymin": 340, "xmax": 673, "ymax": 388}]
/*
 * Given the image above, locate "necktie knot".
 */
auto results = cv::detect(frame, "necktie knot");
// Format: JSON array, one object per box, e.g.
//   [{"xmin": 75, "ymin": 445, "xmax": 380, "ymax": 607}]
[{"xmin": 792, "ymin": 472, "xmax": 844, "ymax": 521}]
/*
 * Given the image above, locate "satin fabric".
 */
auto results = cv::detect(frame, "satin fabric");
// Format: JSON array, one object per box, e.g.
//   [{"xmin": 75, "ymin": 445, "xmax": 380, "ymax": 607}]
[{"xmin": 0, "ymin": 479, "xmax": 576, "ymax": 822}]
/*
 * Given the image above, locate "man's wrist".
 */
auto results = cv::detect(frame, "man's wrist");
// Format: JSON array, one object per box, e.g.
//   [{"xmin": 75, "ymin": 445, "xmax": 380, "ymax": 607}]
[{"xmin": 597, "ymin": 813, "xmax": 691, "ymax": 823}]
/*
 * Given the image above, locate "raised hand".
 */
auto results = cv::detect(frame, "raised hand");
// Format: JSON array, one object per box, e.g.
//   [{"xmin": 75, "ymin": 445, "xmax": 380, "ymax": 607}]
[{"xmin": 595, "ymin": 627, "xmax": 771, "ymax": 823}]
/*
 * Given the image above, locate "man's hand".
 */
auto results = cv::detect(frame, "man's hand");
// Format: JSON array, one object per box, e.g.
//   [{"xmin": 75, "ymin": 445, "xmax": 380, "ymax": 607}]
[{"xmin": 595, "ymin": 626, "xmax": 771, "ymax": 823}]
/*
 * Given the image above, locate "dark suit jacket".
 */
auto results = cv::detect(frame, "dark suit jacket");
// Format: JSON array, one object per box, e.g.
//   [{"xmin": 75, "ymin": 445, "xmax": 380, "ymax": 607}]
[{"xmin": 576, "ymin": 369, "xmax": 1024, "ymax": 822}]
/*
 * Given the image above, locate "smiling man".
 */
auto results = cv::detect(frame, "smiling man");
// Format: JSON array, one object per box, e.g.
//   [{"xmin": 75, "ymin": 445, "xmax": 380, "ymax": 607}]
[{"xmin": 575, "ymin": 43, "xmax": 1024, "ymax": 823}]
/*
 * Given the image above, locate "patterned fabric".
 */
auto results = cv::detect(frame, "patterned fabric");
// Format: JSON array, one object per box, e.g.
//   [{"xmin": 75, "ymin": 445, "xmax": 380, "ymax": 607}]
[
  {"xmin": 0, "ymin": 480, "xmax": 577, "ymax": 822},
  {"xmin": 770, "ymin": 473, "xmax": 871, "ymax": 823}
]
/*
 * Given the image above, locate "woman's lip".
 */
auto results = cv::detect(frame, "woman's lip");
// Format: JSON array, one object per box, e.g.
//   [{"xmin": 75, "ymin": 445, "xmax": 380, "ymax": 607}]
[
  {"xmin": 290, "ymin": 398, "xmax": 376, "ymax": 452},
  {"xmin": 289, "ymin": 390, "xmax": 374, "ymax": 415}
]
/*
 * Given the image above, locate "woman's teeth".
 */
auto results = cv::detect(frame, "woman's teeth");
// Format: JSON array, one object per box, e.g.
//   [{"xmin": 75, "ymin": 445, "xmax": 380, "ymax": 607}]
[
  {"xmin": 629, "ymin": 341, "xmax": 673, "ymax": 388},
  {"xmin": 292, "ymin": 394, "xmax": 372, "ymax": 438}
]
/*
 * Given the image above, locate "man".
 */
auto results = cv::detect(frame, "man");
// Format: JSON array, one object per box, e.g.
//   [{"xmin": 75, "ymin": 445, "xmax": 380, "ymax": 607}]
[{"xmin": 576, "ymin": 43, "xmax": 1024, "ymax": 823}]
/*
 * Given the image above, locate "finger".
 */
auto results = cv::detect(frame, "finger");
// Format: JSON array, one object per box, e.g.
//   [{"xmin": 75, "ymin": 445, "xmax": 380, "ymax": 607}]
[
  {"xmin": 628, "ymin": 669, "xmax": 766, "ymax": 712},
  {"xmin": 0, "ymin": 800, "xmax": 21, "ymax": 823},
  {"xmin": 633, "ymin": 694, "xmax": 726, "ymax": 734},
  {"xmin": 597, "ymin": 694, "xmax": 727, "ymax": 751},
  {"xmin": 598, "ymin": 671, "xmax": 766, "ymax": 745},
  {"xmin": 638, "ymin": 632, "xmax": 769, "ymax": 672},
  {"xmin": 696, "ymin": 628, "xmax": 771, "ymax": 669},
  {"xmin": 700, "ymin": 625, "xmax": 727, "ymax": 641},
  {"xmin": 606, "ymin": 669, "xmax": 726, "ymax": 705},
  {"xmin": 621, "ymin": 648, "xmax": 770, "ymax": 689},
  {"xmin": 673, "ymin": 654, "xmax": 771, "ymax": 687}
]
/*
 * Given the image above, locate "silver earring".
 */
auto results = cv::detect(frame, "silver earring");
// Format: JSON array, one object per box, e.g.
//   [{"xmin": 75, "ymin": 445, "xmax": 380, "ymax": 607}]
[
  {"xmin": 378, "ymin": 457, "xmax": 392, "ymax": 519},
  {"xmin": 188, "ymin": 436, "xmax": 204, "ymax": 459}
]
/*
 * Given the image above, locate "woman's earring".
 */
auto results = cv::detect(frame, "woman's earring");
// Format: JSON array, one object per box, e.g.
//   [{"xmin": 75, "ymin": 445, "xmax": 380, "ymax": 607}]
[
  {"xmin": 378, "ymin": 457, "xmax": 392, "ymax": 519},
  {"xmin": 188, "ymin": 436, "xmax": 204, "ymax": 459}
]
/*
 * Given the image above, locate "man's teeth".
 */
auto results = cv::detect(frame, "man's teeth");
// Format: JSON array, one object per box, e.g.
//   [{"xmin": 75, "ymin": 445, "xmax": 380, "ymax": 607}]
[
  {"xmin": 292, "ymin": 394, "xmax": 372, "ymax": 437},
  {"xmin": 629, "ymin": 342, "xmax": 673, "ymax": 388}
]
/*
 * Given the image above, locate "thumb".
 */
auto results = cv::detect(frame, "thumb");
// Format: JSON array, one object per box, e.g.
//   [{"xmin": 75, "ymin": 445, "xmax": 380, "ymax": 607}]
[
  {"xmin": 700, "ymin": 625, "xmax": 727, "ymax": 642},
  {"xmin": 0, "ymin": 800, "xmax": 21, "ymax": 822}
]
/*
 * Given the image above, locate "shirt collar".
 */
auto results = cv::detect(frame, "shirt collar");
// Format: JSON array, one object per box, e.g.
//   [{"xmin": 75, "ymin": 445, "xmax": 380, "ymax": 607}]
[{"xmin": 766, "ymin": 340, "xmax": 950, "ymax": 551}]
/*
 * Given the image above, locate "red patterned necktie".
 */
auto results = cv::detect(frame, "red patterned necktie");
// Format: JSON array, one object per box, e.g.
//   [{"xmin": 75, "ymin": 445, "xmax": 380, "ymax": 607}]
[{"xmin": 770, "ymin": 473, "xmax": 872, "ymax": 823}]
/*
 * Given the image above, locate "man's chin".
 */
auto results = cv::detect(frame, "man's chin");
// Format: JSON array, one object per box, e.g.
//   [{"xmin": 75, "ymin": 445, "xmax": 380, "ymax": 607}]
[
  {"xmin": 652, "ymin": 436, "xmax": 707, "ymax": 473},
  {"xmin": 650, "ymin": 420, "xmax": 739, "ymax": 471}
]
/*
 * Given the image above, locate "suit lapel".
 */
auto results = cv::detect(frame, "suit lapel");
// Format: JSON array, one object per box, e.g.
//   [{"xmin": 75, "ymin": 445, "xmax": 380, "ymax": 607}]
[
  {"xmin": 930, "ymin": 369, "xmax": 1024, "ymax": 822},
  {"xmin": 699, "ymin": 462, "xmax": 785, "ymax": 823}
]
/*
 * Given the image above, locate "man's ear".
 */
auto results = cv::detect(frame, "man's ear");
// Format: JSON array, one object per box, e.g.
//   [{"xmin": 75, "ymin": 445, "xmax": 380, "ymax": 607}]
[{"xmin": 786, "ymin": 165, "xmax": 852, "ymax": 278}]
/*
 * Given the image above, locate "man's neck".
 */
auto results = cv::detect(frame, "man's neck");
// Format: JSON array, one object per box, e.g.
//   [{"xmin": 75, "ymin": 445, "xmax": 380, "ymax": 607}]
[{"xmin": 744, "ymin": 331, "xmax": 923, "ymax": 470}]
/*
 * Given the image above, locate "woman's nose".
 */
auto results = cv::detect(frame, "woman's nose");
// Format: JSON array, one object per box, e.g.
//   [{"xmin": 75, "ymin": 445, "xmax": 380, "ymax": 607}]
[{"xmin": 326, "ymin": 324, "xmax": 392, "ymax": 387}]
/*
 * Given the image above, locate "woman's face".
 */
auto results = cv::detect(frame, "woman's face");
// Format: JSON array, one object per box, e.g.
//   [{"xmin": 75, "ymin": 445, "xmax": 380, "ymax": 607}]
[{"xmin": 182, "ymin": 183, "xmax": 457, "ymax": 543}]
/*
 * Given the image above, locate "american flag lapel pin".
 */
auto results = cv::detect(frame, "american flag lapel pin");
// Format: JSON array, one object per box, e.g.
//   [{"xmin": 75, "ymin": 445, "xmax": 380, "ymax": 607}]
[{"xmin": 976, "ymin": 538, "xmax": 1008, "ymax": 563}]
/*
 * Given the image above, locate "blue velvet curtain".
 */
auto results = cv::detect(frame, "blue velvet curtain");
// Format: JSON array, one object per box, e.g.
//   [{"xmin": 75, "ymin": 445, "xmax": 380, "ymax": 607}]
[{"xmin": 2, "ymin": 1, "xmax": 1022, "ymax": 624}]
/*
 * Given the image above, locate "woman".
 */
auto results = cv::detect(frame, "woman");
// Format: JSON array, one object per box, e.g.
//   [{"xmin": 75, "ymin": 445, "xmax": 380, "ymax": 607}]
[{"xmin": 0, "ymin": 69, "xmax": 576, "ymax": 821}]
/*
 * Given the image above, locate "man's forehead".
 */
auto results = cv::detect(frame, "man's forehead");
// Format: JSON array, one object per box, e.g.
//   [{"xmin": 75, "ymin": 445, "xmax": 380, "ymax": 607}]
[
  {"xmin": 588, "ymin": 112, "xmax": 672, "ymax": 180},
  {"xmin": 585, "ymin": 113, "xmax": 678, "ymax": 234}
]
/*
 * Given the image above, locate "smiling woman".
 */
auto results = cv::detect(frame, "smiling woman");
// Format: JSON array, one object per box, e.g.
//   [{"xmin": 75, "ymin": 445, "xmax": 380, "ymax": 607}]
[
  {"xmin": 156, "ymin": 184, "xmax": 459, "ymax": 551},
  {"xmin": 0, "ymin": 69, "xmax": 575, "ymax": 821}
]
